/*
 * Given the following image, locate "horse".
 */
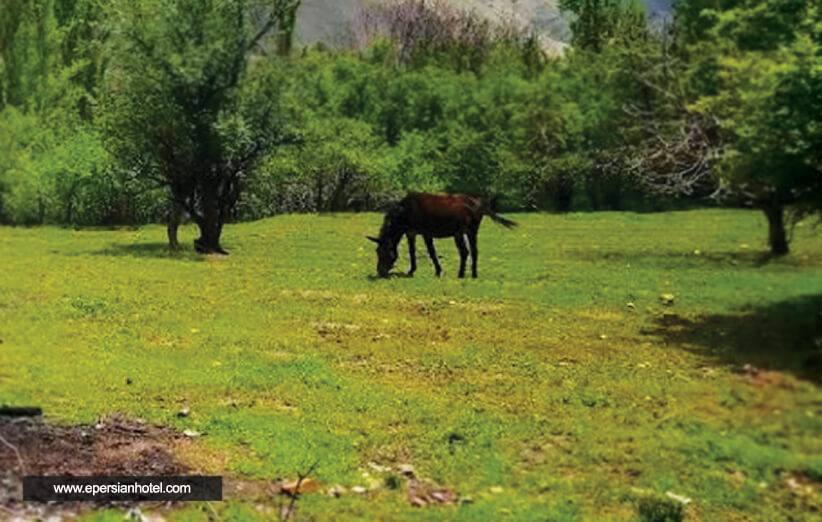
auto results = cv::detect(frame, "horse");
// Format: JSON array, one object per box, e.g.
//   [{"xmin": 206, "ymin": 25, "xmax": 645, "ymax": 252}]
[{"xmin": 367, "ymin": 192, "xmax": 517, "ymax": 278}]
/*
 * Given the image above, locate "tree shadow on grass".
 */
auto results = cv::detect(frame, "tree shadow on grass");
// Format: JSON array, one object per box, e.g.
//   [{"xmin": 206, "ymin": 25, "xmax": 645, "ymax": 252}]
[
  {"xmin": 85, "ymin": 242, "xmax": 205, "ymax": 262},
  {"xmin": 644, "ymin": 295, "xmax": 822, "ymax": 384}
]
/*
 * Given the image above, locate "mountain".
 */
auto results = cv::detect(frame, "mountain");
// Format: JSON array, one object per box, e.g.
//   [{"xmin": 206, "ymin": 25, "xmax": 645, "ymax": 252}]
[{"xmin": 294, "ymin": 0, "xmax": 675, "ymax": 52}]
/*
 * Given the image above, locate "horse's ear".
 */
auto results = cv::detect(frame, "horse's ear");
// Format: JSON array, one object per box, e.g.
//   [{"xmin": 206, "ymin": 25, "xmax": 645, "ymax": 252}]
[{"xmin": 366, "ymin": 236, "xmax": 380, "ymax": 244}]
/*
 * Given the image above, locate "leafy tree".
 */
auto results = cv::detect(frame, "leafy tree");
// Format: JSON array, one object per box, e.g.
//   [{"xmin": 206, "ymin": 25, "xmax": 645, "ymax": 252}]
[
  {"xmin": 691, "ymin": 1, "xmax": 822, "ymax": 255},
  {"xmin": 604, "ymin": 0, "xmax": 820, "ymax": 254},
  {"xmin": 554, "ymin": 0, "xmax": 651, "ymax": 210},
  {"xmin": 674, "ymin": 0, "xmax": 742, "ymax": 42},
  {"xmin": 103, "ymin": 0, "xmax": 295, "ymax": 253},
  {"xmin": 0, "ymin": 0, "xmax": 108, "ymax": 225},
  {"xmin": 560, "ymin": 0, "xmax": 647, "ymax": 53},
  {"xmin": 504, "ymin": 69, "xmax": 572, "ymax": 210},
  {"xmin": 273, "ymin": 0, "xmax": 300, "ymax": 56},
  {"xmin": 247, "ymin": 116, "xmax": 386, "ymax": 214}
]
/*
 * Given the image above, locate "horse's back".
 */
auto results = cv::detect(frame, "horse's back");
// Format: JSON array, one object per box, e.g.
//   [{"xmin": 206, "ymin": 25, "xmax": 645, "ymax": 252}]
[
  {"xmin": 403, "ymin": 192, "xmax": 483, "ymax": 236},
  {"xmin": 407, "ymin": 192, "xmax": 481, "ymax": 216}
]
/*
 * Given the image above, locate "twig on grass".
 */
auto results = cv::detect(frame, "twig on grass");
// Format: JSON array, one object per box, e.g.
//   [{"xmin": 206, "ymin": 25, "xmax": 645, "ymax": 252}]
[
  {"xmin": 0, "ymin": 433, "xmax": 26, "ymax": 475},
  {"xmin": 205, "ymin": 500, "xmax": 221, "ymax": 521},
  {"xmin": 281, "ymin": 460, "xmax": 319, "ymax": 521}
]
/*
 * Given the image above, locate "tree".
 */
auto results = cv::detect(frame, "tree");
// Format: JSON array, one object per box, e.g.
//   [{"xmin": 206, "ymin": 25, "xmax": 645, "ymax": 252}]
[
  {"xmin": 693, "ymin": 2, "xmax": 821, "ymax": 255},
  {"xmin": 0, "ymin": 0, "xmax": 109, "ymax": 225},
  {"xmin": 555, "ymin": 0, "xmax": 650, "ymax": 211},
  {"xmin": 248, "ymin": 116, "xmax": 386, "ymax": 214},
  {"xmin": 104, "ymin": 0, "xmax": 296, "ymax": 253},
  {"xmin": 273, "ymin": 0, "xmax": 300, "ymax": 57},
  {"xmin": 560, "ymin": 0, "xmax": 647, "ymax": 53},
  {"xmin": 657, "ymin": 1, "xmax": 821, "ymax": 255},
  {"xmin": 615, "ymin": 1, "xmax": 820, "ymax": 255}
]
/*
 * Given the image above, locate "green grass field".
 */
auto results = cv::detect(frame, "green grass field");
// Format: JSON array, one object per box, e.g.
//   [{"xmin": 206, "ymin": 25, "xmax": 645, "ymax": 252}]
[{"xmin": 1, "ymin": 209, "xmax": 821, "ymax": 520}]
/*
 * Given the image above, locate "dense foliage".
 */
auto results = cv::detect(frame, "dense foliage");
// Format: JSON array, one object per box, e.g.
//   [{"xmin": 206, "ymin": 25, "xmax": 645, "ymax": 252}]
[
  {"xmin": 103, "ymin": 0, "xmax": 298, "ymax": 253},
  {"xmin": 1, "ymin": 0, "xmax": 819, "ymax": 254}
]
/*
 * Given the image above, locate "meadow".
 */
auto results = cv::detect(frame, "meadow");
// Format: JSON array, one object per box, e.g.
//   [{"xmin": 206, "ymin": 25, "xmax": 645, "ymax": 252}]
[{"xmin": 0, "ymin": 209, "xmax": 820, "ymax": 520}]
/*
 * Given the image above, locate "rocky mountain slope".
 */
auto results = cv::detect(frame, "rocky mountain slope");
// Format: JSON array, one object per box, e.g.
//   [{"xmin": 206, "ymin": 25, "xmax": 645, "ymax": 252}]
[{"xmin": 294, "ymin": 0, "xmax": 673, "ymax": 52}]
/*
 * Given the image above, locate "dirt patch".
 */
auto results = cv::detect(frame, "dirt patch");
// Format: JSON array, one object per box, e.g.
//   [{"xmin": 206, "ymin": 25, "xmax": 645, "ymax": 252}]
[
  {"xmin": 0, "ymin": 414, "xmax": 187, "ymax": 520},
  {"xmin": 782, "ymin": 472, "xmax": 822, "ymax": 507},
  {"xmin": 740, "ymin": 364, "xmax": 796, "ymax": 389}
]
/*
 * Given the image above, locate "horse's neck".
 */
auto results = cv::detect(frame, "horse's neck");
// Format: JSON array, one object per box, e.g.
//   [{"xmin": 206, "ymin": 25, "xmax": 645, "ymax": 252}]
[
  {"xmin": 387, "ymin": 224, "xmax": 406, "ymax": 246},
  {"xmin": 384, "ymin": 212, "xmax": 408, "ymax": 246}
]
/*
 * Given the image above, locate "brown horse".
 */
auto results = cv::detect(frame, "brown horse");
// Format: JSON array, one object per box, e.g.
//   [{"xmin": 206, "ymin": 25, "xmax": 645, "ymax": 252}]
[{"xmin": 367, "ymin": 192, "xmax": 517, "ymax": 278}]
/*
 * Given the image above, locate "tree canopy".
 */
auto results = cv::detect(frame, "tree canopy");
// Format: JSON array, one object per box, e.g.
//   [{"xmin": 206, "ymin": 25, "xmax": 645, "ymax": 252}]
[
  {"xmin": 103, "ymin": 0, "xmax": 294, "ymax": 253},
  {"xmin": 0, "ymin": 0, "xmax": 819, "ymax": 255},
  {"xmin": 692, "ymin": 1, "xmax": 822, "ymax": 254}
]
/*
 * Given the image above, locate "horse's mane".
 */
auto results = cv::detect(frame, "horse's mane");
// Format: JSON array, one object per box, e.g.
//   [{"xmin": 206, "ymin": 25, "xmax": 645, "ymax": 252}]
[{"xmin": 378, "ymin": 198, "xmax": 408, "ymax": 242}]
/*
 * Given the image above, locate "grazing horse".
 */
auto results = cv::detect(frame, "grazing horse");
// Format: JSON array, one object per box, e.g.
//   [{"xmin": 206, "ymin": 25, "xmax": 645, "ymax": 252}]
[{"xmin": 367, "ymin": 192, "xmax": 517, "ymax": 278}]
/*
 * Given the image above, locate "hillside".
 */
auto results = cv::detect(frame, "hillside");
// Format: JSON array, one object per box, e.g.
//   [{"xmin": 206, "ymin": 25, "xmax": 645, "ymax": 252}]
[{"xmin": 294, "ymin": 0, "xmax": 674, "ymax": 52}]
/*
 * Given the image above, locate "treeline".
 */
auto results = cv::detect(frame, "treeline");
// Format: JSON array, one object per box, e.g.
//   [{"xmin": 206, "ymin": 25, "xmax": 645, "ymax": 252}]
[
  {"xmin": 1, "ymin": 0, "xmax": 820, "ymax": 255},
  {"xmin": 241, "ymin": 0, "xmax": 675, "ymax": 217},
  {"xmin": 0, "ymin": 0, "xmax": 110, "ymax": 224}
]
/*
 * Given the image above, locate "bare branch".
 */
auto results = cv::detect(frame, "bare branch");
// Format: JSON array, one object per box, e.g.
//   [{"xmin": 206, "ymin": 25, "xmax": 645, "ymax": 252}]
[
  {"xmin": 0, "ymin": 433, "xmax": 27, "ymax": 476},
  {"xmin": 281, "ymin": 460, "xmax": 319, "ymax": 521}
]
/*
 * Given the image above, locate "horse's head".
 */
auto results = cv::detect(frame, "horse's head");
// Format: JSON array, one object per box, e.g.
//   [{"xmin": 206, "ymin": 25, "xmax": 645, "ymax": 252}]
[{"xmin": 367, "ymin": 236, "xmax": 397, "ymax": 277}]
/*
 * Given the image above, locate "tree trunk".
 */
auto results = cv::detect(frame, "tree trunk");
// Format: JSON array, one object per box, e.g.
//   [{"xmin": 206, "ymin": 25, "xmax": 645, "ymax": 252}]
[
  {"xmin": 276, "ymin": 2, "xmax": 299, "ymax": 57},
  {"xmin": 763, "ymin": 204, "xmax": 789, "ymax": 256},
  {"xmin": 194, "ymin": 217, "xmax": 226, "ymax": 254},
  {"xmin": 167, "ymin": 201, "xmax": 183, "ymax": 250},
  {"xmin": 65, "ymin": 197, "xmax": 74, "ymax": 224},
  {"xmin": 328, "ymin": 169, "xmax": 353, "ymax": 211},
  {"xmin": 604, "ymin": 177, "xmax": 622, "ymax": 211},
  {"xmin": 585, "ymin": 181, "xmax": 600, "ymax": 211},
  {"xmin": 65, "ymin": 180, "xmax": 79, "ymax": 224},
  {"xmin": 194, "ymin": 191, "xmax": 227, "ymax": 254},
  {"xmin": 315, "ymin": 171, "xmax": 324, "ymax": 212},
  {"xmin": 556, "ymin": 176, "xmax": 573, "ymax": 212}
]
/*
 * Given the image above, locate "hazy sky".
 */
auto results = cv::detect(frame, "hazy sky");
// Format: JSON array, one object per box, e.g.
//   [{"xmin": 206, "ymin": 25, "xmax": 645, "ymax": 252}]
[{"xmin": 646, "ymin": 0, "xmax": 674, "ymax": 17}]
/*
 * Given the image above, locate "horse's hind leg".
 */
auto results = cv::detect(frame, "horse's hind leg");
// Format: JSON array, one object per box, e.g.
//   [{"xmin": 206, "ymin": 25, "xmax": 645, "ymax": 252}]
[
  {"xmin": 467, "ymin": 228, "xmax": 478, "ymax": 278},
  {"xmin": 424, "ymin": 235, "xmax": 442, "ymax": 277},
  {"xmin": 407, "ymin": 233, "xmax": 417, "ymax": 276},
  {"xmin": 454, "ymin": 235, "xmax": 468, "ymax": 278}
]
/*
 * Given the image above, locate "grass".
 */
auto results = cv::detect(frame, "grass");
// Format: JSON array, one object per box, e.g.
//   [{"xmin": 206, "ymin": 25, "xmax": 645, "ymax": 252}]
[{"xmin": 0, "ymin": 209, "xmax": 820, "ymax": 520}]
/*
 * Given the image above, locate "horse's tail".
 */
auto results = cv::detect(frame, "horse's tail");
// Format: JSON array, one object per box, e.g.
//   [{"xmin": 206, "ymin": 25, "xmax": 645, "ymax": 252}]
[
  {"xmin": 482, "ymin": 196, "xmax": 518, "ymax": 228},
  {"xmin": 487, "ymin": 211, "xmax": 518, "ymax": 228}
]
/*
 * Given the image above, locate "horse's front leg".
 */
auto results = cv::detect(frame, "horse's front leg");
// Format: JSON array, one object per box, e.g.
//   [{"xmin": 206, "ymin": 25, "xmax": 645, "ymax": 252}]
[
  {"xmin": 423, "ymin": 235, "xmax": 442, "ymax": 277},
  {"xmin": 454, "ymin": 235, "xmax": 468, "ymax": 278},
  {"xmin": 407, "ymin": 233, "xmax": 417, "ymax": 276}
]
